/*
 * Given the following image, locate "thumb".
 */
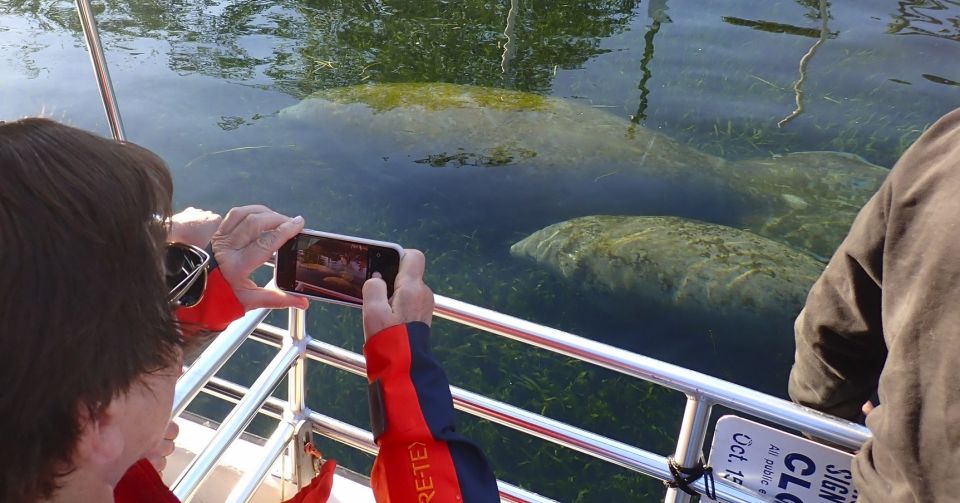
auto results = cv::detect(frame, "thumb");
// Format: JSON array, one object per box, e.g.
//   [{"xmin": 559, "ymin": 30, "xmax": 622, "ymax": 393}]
[
  {"xmin": 238, "ymin": 288, "xmax": 310, "ymax": 311},
  {"xmin": 362, "ymin": 276, "xmax": 394, "ymax": 339}
]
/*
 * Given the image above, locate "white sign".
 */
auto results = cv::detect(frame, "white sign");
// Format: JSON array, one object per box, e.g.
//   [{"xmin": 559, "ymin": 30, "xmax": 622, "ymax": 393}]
[{"xmin": 709, "ymin": 416, "xmax": 858, "ymax": 503}]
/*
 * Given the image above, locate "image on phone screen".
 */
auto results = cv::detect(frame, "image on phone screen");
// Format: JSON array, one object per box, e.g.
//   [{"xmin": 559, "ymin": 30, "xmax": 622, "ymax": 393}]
[
  {"xmin": 295, "ymin": 236, "xmax": 368, "ymax": 303},
  {"xmin": 276, "ymin": 232, "xmax": 402, "ymax": 306}
]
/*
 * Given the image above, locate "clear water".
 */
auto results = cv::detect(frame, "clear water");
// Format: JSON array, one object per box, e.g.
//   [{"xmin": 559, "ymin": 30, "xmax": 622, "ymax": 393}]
[{"xmin": 2, "ymin": 1, "xmax": 959, "ymax": 500}]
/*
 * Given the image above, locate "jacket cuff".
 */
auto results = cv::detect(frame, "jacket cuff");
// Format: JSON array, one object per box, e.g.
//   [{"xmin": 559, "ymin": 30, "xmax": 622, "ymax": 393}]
[
  {"xmin": 174, "ymin": 267, "xmax": 245, "ymax": 334},
  {"xmin": 363, "ymin": 322, "xmax": 432, "ymax": 442}
]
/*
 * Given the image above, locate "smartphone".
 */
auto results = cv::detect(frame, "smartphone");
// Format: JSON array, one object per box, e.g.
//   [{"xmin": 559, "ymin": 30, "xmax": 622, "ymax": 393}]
[{"xmin": 275, "ymin": 230, "xmax": 404, "ymax": 307}]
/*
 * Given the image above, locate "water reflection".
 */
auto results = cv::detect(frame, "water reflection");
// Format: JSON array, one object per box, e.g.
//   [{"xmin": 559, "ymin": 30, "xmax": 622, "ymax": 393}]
[
  {"xmin": 630, "ymin": 0, "xmax": 669, "ymax": 123},
  {"xmin": 720, "ymin": 0, "xmax": 835, "ymax": 39},
  {"xmin": 778, "ymin": 0, "xmax": 831, "ymax": 127},
  {"xmin": 499, "ymin": 0, "xmax": 518, "ymax": 75},
  {"xmin": 721, "ymin": 15, "xmax": 837, "ymax": 39},
  {"xmin": 889, "ymin": 0, "xmax": 960, "ymax": 41},
  {"xmin": 278, "ymin": 0, "xmax": 642, "ymax": 94}
]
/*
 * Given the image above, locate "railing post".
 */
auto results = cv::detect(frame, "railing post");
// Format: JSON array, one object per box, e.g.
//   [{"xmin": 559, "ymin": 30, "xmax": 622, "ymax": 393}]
[
  {"xmin": 74, "ymin": 0, "xmax": 126, "ymax": 141},
  {"xmin": 286, "ymin": 307, "xmax": 316, "ymax": 488},
  {"xmin": 171, "ymin": 345, "xmax": 301, "ymax": 501},
  {"xmin": 665, "ymin": 395, "xmax": 713, "ymax": 503}
]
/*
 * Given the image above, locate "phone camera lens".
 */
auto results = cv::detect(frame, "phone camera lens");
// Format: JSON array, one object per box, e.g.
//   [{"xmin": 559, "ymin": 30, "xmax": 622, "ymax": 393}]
[{"xmin": 376, "ymin": 252, "xmax": 382, "ymax": 258}]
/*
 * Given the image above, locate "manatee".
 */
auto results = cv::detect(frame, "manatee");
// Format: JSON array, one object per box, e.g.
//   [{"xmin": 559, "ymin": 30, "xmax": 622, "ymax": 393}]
[
  {"xmin": 510, "ymin": 215, "xmax": 825, "ymax": 318},
  {"xmin": 280, "ymin": 83, "xmax": 888, "ymax": 257},
  {"xmin": 727, "ymin": 151, "xmax": 888, "ymax": 258},
  {"xmin": 279, "ymin": 82, "xmax": 725, "ymax": 175}
]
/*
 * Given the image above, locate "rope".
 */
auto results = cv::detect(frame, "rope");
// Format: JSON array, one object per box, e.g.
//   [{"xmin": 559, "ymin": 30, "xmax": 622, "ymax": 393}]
[
  {"xmin": 664, "ymin": 456, "xmax": 716, "ymax": 500},
  {"xmin": 305, "ymin": 441, "xmax": 326, "ymax": 472}
]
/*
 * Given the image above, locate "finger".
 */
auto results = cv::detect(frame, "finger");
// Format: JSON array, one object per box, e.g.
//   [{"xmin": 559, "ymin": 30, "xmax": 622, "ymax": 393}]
[
  {"xmin": 269, "ymin": 215, "xmax": 305, "ymax": 249},
  {"xmin": 157, "ymin": 438, "xmax": 176, "ymax": 457},
  {"xmin": 223, "ymin": 211, "xmax": 292, "ymax": 247},
  {"xmin": 238, "ymin": 216, "xmax": 304, "ymax": 268},
  {"xmin": 171, "ymin": 206, "xmax": 197, "ymax": 218},
  {"xmin": 239, "ymin": 288, "xmax": 310, "ymax": 310},
  {"xmin": 173, "ymin": 206, "xmax": 218, "ymax": 219},
  {"xmin": 394, "ymin": 249, "xmax": 425, "ymax": 289},
  {"xmin": 164, "ymin": 421, "xmax": 179, "ymax": 441},
  {"xmin": 217, "ymin": 205, "xmax": 277, "ymax": 236},
  {"xmin": 362, "ymin": 276, "xmax": 393, "ymax": 337},
  {"xmin": 363, "ymin": 276, "xmax": 390, "ymax": 308}
]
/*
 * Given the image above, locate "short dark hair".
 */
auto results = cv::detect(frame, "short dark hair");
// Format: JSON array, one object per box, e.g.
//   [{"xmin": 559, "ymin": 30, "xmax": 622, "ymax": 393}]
[{"xmin": 0, "ymin": 118, "xmax": 182, "ymax": 501}]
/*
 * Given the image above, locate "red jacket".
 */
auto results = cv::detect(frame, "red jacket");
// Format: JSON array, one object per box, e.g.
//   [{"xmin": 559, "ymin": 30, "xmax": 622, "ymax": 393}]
[{"xmin": 115, "ymin": 267, "xmax": 498, "ymax": 502}]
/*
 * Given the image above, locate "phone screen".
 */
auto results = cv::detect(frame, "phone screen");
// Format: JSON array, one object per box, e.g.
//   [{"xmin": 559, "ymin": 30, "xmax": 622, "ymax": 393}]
[{"xmin": 276, "ymin": 233, "xmax": 401, "ymax": 306}]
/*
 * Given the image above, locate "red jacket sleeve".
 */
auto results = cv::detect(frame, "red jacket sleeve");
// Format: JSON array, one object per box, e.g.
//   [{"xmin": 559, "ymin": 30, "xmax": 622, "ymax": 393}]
[
  {"xmin": 174, "ymin": 266, "xmax": 245, "ymax": 334},
  {"xmin": 364, "ymin": 322, "xmax": 499, "ymax": 503}
]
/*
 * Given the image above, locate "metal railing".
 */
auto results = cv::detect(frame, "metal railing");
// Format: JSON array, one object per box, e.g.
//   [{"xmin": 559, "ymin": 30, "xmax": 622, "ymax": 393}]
[
  {"xmin": 72, "ymin": 2, "xmax": 871, "ymax": 501},
  {"xmin": 168, "ymin": 293, "xmax": 869, "ymax": 503}
]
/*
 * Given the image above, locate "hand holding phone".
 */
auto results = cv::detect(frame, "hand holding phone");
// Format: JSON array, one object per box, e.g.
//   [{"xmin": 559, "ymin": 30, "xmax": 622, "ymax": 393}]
[
  {"xmin": 362, "ymin": 249, "xmax": 434, "ymax": 341},
  {"xmin": 275, "ymin": 230, "xmax": 403, "ymax": 308},
  {"xmin": 210, "ymin": 206, "xmax": 310, "ymax": 311}
]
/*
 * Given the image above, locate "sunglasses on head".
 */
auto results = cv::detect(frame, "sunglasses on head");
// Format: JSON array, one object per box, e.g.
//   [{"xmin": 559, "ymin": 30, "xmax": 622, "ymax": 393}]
[{"xmin": 166, "ymin": 242, "xmax": 211, "ymax": 308}]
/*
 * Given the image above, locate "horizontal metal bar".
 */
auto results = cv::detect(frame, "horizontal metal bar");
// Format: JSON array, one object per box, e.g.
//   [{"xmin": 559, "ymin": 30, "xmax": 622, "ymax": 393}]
[
  {"xmin": 303, "ymin": 410, "xmax": 563, "ymax": 503},
  {"xmin": 224, "ymin": 419, "xmax": 299, "ymax": 503},
  {"xmin": 172, "ymin": 343, "xmax": 300, "ymax": 501},
  {"xmin": 248, "ymin": 327, "xmax": 765, "ymax": 503},
  {"xmin": 497, "ymin": 484, "xmax": 561, "ymax": 503},
  {"xmin": 252, "ymin": 327, "xmax": 657, "ymax": 470},
  {"xmin": 173, "ymin": 306, "xmax": 271, "ymax": 417},
  {"xmin": 203, "ymin": 375, "xmax": 285, "ymax": 419},
  {"xmin": 308, "ymin": 407, "xmax": 378, "ymax": 455},
  {"xmin": 432, "ymin": 294, "xmax": 869, "ymax": 449},
  {"xmin": 197, "ymin": 375, "xmax": 563, "ymax": 502}
]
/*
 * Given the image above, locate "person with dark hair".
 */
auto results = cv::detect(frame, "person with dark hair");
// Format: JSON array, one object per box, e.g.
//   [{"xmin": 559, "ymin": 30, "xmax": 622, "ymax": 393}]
[
  {"xmin": 789, "ymin": 108, "xmax": 960, "ymax": 502},
  {"xmin": 0, "ymin": 117, "xmax": 497, "ymax": 502}
]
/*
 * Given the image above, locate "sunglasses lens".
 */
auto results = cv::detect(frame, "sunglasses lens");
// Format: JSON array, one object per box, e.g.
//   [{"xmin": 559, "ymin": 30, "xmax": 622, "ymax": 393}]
[
  {"xmin": 166, "ymin": 244, "xmax": 209, "ymax": 308},
  {"xmin": 179, "ymin": 270, "xmax": 207, "ymax": 307}
]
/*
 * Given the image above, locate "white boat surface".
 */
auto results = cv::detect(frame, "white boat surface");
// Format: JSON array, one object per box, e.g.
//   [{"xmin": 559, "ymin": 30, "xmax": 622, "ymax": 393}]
[{"xmin": 165, "ymin": 414, "xmax": 375, "ymax": 503}]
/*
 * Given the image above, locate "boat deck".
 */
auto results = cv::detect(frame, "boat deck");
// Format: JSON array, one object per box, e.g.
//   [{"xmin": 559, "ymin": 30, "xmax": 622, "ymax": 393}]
[{"xmin": 166, "ymin": 415, "xmax": 375, "ymax": 503}]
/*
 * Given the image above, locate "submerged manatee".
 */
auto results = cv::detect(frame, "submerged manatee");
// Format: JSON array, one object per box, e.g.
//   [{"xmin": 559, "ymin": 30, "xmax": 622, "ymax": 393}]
[
  {"xmin": 729, "ymin": 151, "xmax": 888, "ymax": 258},
  {"xmin": 280, "ymin": 82, "xmax": 724, "ymax": 175},
  {"xmin": 280, "ymin": 83, "xmax": 888, "ymax": 257},
  {"xmin": 510, "ymin": 215, "xmax": 824, "ymax": 318}
]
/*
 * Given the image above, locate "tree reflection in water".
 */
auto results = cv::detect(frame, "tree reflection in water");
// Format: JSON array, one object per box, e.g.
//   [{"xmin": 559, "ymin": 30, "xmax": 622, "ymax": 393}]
[{"xmin": 888, "ymin": 0, "xmax": 960, "ymax": 41}]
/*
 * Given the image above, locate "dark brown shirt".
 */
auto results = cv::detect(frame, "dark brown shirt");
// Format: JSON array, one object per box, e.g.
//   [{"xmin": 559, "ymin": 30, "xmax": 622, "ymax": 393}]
[{"xmin": 789, "ymin": 108, "xmax": 960, "ymax": 502}]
